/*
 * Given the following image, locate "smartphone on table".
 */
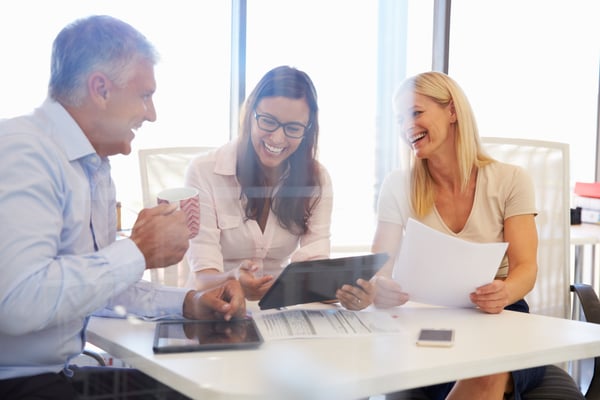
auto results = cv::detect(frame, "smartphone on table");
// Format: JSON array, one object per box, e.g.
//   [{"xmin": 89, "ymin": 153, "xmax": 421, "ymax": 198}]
[{"xmin": 416, "ymin": 328, "xmax": 455, "ymax": 347}]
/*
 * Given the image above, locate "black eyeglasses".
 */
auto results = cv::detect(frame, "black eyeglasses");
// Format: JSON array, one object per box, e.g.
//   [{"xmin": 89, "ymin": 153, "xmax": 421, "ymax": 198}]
[{"xmin": 254, "ymin": 111, "xmax": 309, "ymax": 139}]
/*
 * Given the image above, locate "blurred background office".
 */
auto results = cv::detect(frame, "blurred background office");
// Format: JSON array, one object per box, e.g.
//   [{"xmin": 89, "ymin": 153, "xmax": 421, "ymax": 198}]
[{"xmin": 0, "ymin": 0, "xmax": 598, "ymax": 252}]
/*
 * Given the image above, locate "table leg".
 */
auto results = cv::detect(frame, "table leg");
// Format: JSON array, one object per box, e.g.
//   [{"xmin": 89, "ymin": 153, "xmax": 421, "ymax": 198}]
[
  {"xmin": 592, "ymin": 244, "xmax": 597, "ymax": 292},
  {"xmin": 572, "ymin": 244, "xmax": 584, "ymax": 320}
]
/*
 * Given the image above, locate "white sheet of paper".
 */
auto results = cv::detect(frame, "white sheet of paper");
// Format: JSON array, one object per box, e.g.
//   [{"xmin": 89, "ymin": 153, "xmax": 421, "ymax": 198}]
[
  {"xmin": 393, "ymin": 218, "xmax": 508, "ymax": 308},
  {"xmin": 254, "ymin": 309, "xmax": 402, "ymax": 340}
]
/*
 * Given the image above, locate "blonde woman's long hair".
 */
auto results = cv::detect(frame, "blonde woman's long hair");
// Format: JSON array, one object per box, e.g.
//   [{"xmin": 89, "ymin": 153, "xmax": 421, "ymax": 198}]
[{"xmin": 393, "ymin": 71, "xmax": 494, "ymax": 217}]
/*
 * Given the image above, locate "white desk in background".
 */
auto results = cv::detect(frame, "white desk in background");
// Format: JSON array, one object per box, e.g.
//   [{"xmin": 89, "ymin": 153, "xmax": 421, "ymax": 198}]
[
  {"xmin": 570, "ymin": 223, "xmax": 600, "ymax": 287},
  {"xmin": 87, "ymin": 302, "xmax": 600, "ymax": 400}
]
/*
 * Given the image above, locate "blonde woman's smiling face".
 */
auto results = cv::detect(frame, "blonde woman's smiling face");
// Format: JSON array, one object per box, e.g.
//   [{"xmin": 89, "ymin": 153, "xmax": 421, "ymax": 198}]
[{"xmin": 395, "ymin": 92, "xmax": 456, "ymax": 159}]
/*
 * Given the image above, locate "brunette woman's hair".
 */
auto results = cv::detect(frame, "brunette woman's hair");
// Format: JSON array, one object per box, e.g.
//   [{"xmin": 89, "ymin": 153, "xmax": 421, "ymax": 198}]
[{"xmin": 236, "ymin": 65, "xmax": 321, "ymax": 234}]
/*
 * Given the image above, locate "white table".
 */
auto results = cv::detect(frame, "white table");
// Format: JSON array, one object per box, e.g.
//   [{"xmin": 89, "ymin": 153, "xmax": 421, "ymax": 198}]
[
  {"xmin": 87, "ymin": 302, "xmax": 600, "ymax": 400},
  {"xmin": 571, "ymin": 223, "xmax": 600, "ymax": 287}
]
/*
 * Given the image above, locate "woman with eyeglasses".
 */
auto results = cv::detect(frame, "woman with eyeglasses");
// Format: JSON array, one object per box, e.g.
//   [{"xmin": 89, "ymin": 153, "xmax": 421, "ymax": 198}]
[{"xmin": 184, "ymin": 65, "xmax": 332, "ymax": 301}]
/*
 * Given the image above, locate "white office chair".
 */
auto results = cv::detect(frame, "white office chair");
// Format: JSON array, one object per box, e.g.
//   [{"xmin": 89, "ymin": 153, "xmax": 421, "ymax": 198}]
[
  {"xmin": 480, "ymin": 138, "xmax": 583, "ymax": 399},
  {"xmin": 481, "ymin": 137, "xmax": 571, "ymax": 319},
  {"xmin": 138, "ymin": 146, "xmax": 215, "ymax": 286}
]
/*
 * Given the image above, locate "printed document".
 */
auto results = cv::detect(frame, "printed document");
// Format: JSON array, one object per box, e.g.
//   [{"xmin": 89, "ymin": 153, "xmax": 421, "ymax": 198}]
[
  {"xmin": 254, "ymin": 309, "xmax": 402, "ymax": 340},
  {"xmin": 394, "ymin": 218, "xmax": 508, "ymax": 308}
]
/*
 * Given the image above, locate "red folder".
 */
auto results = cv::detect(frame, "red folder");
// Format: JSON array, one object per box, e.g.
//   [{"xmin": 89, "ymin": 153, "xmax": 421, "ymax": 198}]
[{"xmin": 574, "ymin": 182, "xmax": 600, "ymax": 199}]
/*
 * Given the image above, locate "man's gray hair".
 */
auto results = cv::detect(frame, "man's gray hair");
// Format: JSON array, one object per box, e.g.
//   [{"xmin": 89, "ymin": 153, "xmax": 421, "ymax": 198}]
[{"xmin": 48, "ymin": 15, "xmax": 159, "ymax": 107}]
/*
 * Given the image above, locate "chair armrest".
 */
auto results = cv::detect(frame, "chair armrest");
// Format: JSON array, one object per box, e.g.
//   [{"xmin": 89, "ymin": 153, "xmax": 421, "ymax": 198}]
[
  {"xmin": 570, "ymin": 283, "xmax": 600, "ymax": 399},
  {"xmin": 571, "ymin": 284, "xmax": 600, "ymax": 324},
  {"xmin": 82, "ymin": 349, "xmax": 106, "ymax": 366}
]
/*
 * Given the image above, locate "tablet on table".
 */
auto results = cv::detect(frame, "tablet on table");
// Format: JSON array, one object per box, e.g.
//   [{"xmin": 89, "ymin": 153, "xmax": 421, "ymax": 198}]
[{"xmin": 153, "ymin": 317, "xmax": 263, "ymax": 353}]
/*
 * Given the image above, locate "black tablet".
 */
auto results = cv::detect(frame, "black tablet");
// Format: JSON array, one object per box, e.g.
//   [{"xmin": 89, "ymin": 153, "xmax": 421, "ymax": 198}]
[
  {"xmin": 258, "ymin": 252, "xmax": 389, "ymax": 310},
  {"xmin": 152, "ymin": 317, "xmax": 264, "ymax": 353}
]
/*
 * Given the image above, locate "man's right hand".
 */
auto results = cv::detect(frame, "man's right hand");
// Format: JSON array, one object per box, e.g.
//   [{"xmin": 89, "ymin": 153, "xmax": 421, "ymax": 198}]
[
  {"xmin": 183, "ymin": 280, "xmax": 246, "ymax": 321},
  {"xmin": 129, "ymin": 203, "xmax": 190, "ymax": 269}
]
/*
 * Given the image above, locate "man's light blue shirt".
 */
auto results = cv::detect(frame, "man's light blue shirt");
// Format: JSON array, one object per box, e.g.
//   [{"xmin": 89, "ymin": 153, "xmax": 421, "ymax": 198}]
[{"xmin": 0, "ymin": 98, "xmax": 187, "ymax": 379}]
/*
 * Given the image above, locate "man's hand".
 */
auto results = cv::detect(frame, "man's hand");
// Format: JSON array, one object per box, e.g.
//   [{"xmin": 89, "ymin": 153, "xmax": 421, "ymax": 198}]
[
  {"xmin": 183, "ymin": 280, "xmax": 246, "ymax": 321},
  {"xmin": 130, "ymin": 203, "xmax": 190, "ymax": 269}
]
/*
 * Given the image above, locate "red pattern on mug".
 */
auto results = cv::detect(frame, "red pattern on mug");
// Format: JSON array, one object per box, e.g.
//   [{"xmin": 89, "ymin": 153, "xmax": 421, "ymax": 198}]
[{"xmin": 157, "ymin": 187, "xmax": 200, "ymax": 239}]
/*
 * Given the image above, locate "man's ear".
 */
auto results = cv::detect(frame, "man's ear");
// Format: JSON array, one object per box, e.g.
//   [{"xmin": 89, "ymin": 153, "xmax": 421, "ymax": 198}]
[{"xmin": 88, "ymin": 72, "xmax": 110, "ymax": 107}]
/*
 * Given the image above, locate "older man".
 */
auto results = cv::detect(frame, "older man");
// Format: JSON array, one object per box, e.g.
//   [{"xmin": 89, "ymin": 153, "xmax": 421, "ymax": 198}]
[{"xmin": 0, "ymin": 15, "xmax": 245, "ymax": 399}]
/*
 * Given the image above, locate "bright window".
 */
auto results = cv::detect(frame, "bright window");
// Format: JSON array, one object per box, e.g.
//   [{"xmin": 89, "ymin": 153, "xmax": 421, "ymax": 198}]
[
  {"xmin": 449, "ymin": 0, "xmax": 600, "ymax": 190},
  {"xmin": 246, "ymin": 0, "xmax": 433, "ymax": 249},
  {"xmin": 0, "ymin": 1, "xmax": 433, "ymax": 249},
  {"xmin": 246, "ymin": 0, "xmax": 379, "ymax": 248},
  {"xmin": 0, "ymin": 1, "xmax": 231, "ymax": 228}
]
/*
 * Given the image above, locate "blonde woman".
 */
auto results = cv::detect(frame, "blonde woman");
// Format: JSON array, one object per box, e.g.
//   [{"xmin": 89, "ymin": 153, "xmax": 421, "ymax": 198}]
[{"xmin": 338, "ymin": 72, "xmax": 550, "ymax": 399}]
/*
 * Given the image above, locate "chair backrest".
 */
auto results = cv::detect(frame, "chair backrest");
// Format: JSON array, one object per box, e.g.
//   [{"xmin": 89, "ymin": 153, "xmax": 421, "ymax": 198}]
[
  {"xmin": 481, "ymin": 137, "xmax": 570, "ymax": 319},
  {"xmin": 138, "ymin": 146, "xmax": 215, "ymax": 208},
  {"xmin": 138, "ymin": 146, "xmax": 215, "ymax": 286}
]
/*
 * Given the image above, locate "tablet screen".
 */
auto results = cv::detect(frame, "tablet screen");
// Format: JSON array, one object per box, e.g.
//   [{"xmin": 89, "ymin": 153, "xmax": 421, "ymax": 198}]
[
  {"xmin": 153, "ymin": 318, "xmax": 264, "ymax": 353},
  {"xmin": 258, "ymin": 252, "xmax": 389, "ymax": 310}
]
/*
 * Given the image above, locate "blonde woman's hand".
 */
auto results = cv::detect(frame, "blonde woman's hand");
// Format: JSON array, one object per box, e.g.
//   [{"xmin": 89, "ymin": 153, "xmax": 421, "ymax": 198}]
[
  {"xmin": 372, "ymin": 276, "xmax": 409, "ymax": 308},
  {"xmin": 470, "ymin": 280, "xmax": 509, "ymax": 314}
]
